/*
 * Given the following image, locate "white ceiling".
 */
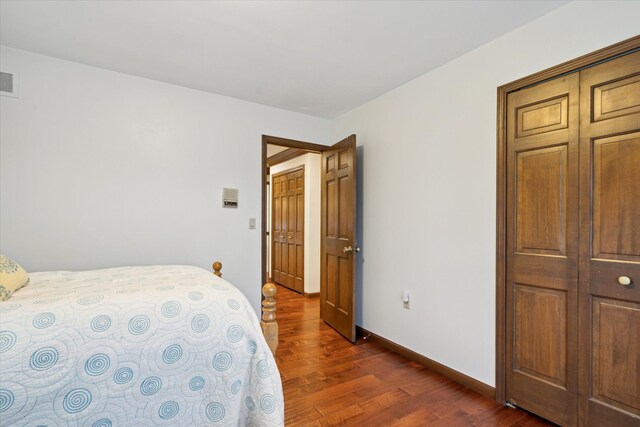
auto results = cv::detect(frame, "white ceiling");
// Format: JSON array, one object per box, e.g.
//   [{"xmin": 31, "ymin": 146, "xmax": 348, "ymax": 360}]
[
  {"xmin": 0, "ymin": 0, "xmax": 568, "ymax": 118},
  {"xmin": 266, "ymin": 144, "xmax": 289, "ymax": 158}
]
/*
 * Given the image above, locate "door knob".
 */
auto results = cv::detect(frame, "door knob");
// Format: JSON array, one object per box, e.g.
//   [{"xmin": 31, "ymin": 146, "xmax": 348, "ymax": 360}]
[
  {"xmin": 343, "ymin": 246, "xmax": 361, "ymax": 254},
  {"xmin": 618, "ymin": 276, "xmax": 632, "ymax": 286}
]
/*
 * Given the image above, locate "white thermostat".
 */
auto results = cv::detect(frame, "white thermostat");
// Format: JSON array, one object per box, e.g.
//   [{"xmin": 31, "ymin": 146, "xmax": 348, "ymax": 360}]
[{"xmin": 222, "ymin": 188, "xmax": 239, "ymax": 208}]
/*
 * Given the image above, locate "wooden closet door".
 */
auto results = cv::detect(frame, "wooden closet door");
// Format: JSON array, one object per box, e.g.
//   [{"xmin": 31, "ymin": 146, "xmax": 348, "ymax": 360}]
[
  {"xmin": 271, "ymin": 167, "xmax": 304, "ymax": 293},
  {"xmin": 505, "ymin": 74, "xmax": 580, "ymax": 426},
  {"xmin": 578, "ymin": 51, "xmax": 640, "ymax": 426},
  {"xmin": 272, "ymin": 173, "xmax": 286, "ymax": 287},
  {"xmin": 286, "ymin": 168, "xmax": 305, "ymax": 293}
]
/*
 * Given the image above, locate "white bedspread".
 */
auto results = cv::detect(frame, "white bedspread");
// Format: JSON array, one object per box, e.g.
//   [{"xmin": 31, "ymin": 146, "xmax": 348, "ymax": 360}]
[{"xmin": 0, "ymin": 265, "xmax": 283, "ymax": 426}]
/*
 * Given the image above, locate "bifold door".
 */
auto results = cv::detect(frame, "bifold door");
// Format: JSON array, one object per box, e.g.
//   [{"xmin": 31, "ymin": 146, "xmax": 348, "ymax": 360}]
[
  {"xmin": 505, "ymin": 74, "xmax": 579, "ymax": 427},
  {"xmin": 504, "ymin": 50, "xmax": 639, "ymax": 427},
  {"xmin": 272, "ymin": 167, "xmax": 304, "ymax": 293},
  {"xmin": 577, "ymin": 50, "xmax": 640, "ymax": 427}
]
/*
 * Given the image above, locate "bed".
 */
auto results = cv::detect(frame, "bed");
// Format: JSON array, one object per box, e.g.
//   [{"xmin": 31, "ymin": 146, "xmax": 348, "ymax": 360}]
[{"xmin": 0, "ymin": 263, "xmax": 283, "ymax": 426}]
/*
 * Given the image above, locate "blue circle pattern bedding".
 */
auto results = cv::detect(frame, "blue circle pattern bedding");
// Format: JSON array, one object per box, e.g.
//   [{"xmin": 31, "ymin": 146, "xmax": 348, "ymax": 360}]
[{"xmin": 0, "ymin": 265, "xmax": 284, "ymax": 426}]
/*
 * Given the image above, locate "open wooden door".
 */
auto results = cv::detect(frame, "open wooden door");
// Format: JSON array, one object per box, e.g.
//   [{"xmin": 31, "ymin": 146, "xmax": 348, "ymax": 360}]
[{"xmin": 321, "ymin": 135, "xmax": 358, "ymax": 342}]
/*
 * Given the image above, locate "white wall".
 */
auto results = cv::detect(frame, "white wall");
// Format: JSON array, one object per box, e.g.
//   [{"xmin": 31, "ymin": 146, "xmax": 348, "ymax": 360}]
[
  {"xmin": 2, "ymin": 0, "xmax": 638, "ymax": 390},
  {"xmin": 0, "ymin": 46, "xmax": 330, "ymax": 314},
  {"xmin": 268, "ymin": 153, "xmax": 321, "ymax": 294},
  {"xmin": 331, "ymin": 1, "xmax": 640, "ymax": 387}
]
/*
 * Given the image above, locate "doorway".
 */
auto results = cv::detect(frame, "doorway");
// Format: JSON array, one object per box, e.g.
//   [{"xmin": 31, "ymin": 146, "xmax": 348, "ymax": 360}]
[
  {"xmin": 269, "ymin": 159, "xmax": 322, "ymax": 296},
  {"xmin": 262, "ymin": 136, "xmax": 327, "ymax": 296},
  {"xmin": 261, "ymin": 134, "xmax": 360, "ymax": 342}
]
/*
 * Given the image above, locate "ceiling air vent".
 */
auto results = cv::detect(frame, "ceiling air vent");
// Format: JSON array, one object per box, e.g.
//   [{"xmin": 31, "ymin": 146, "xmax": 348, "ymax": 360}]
[{"xmin": 0, "ymin": 72, "xmax": 18, "ymax": 98}]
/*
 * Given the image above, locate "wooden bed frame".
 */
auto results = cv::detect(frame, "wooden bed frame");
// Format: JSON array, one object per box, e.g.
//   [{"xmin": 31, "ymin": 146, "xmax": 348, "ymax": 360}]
[{"xmin": 213, "ymin": 261, "xmax": 278, "ymax": 354}]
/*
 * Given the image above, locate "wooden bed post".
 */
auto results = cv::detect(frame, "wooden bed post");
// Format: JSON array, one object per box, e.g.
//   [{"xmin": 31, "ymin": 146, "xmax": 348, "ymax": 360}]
[
  {"xmin": 212, "ymin": 261, "xmax": 222, "ymax": 277},
  {"xmin": 212, "ymin": 262, "xmax": 278, "ymax": 354},
  {"xmin": 261, "ymin": 282, "xmax": 278, "ymax": 355}
]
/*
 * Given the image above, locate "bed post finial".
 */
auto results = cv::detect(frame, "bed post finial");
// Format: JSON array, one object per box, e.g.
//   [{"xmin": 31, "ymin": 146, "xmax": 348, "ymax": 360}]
[
  {"xmin": 261, "ymin": 282, "xmax": 278, "ymax": 355},
  {"xmin": 212, "ymin": 261, "xmax": 222, "ymax": 277}
]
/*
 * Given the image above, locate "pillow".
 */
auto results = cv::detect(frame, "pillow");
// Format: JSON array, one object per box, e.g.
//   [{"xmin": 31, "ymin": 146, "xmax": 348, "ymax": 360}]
[{"xmin": 0, "ymin": 254, "xmax": 30, "ymax": 301}]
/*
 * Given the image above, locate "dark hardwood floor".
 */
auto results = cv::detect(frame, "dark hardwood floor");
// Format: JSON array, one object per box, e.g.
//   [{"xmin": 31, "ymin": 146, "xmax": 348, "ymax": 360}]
[{"xmin": 274, "ymin": 285, "xmax": 554, "ymax": 426}]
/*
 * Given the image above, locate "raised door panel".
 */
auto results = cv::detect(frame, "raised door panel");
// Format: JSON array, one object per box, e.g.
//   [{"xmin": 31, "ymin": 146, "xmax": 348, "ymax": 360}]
[
  {"xmin": 517, "ymin": 96, "xmax": 569, "ymax": 138},
  {"xmin": 324, "ymin": 152, "xmax": 339, "ymax": 310},
  {"xmin": 273, "ymin": 242, "xmax": 281, "ymax": 283},
  {"xmin": 296, "ymin": 193, "xmax": 304, "ymax": 235},
  {"xmin": 287, "ymin": 187, "xmax": 296, "ymax": 288},
  {"xmin": 592, "ymin": 133, "xmax": 640, "ymax": 262},
  {"xmin": 287, "ymin": 240, "xmax": 295, "ymax": 286},
  {"xmin": 337, "ymin": 257, "xmax": 350, "ymax": 314},
  {"xmin": 338, "ymin": 176, "xmax": 350, "ymax": 239},
  {"xmin": 296, "ymin": 244, "xmax": 304, "ymax": 291},
  {"xmin": 593, "ymin": 74, "xmax": 640, "ymax": 122},
  {"xmin": 326, "ymin": 154, "xmax": 336, "ymax": 175},
  {"xmin": 513, "ymin": 284, "xmax": 567, "ymax": 388},
  {"xmin": 325, "ymin": 253, "xmax": 337, "ymax": 308},
  {"xmin": 591, "ymin": 299, "xmax": 640, "ymax": 417},
  {"xmin": 516, "ymin": 146, "xmax": 567, "ymax": 256},
  {"xmin": 326, "ymin": 179, "xmax": 336, "ymax": 238},
  {"xmin": 280, "ymin": 190, "xmax": 289, "ymax": 288}
]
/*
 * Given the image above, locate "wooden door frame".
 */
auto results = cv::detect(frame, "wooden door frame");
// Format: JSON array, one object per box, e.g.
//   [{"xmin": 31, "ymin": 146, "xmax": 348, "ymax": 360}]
[
  {"xmin": 495, "ymin": 35, "xmax": 640, "ymax": 404},
  {"xmin": 262, "ymin": 135, "xmax": 329, "ymax": 289},
  {"xmin": 270, "ymin": 164, "xmax": 305, "ymax": 292}
]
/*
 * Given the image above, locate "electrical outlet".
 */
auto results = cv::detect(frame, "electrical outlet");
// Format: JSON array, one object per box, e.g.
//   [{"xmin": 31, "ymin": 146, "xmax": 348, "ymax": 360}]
[{"xmin": 402, "ymin": 290, "xmax": 410, "ymax": 309}]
